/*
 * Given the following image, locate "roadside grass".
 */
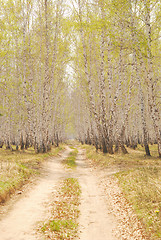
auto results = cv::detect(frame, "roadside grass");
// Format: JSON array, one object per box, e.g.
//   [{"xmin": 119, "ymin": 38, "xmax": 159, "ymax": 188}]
[
  {"xmin": 0, "ymin": 145, "xmax": 64, "ymax": 204},
  {"xmin": 63, "ymin": 147, "xmax": 78, "ymax": 168},
  {"xmin": 82, "ymin": 144, "xmax": 161, "ymax": 239},
  {"xmin": 83, "ymin": 144, "xmax": 160, "ymax": 169},
  {"xmin": 116, "ymin": 167, "xmax": 161, "ymax": 239},
  {"xmin": 40, "ymin": 178, "xmax": 81, "ymax": 240}
]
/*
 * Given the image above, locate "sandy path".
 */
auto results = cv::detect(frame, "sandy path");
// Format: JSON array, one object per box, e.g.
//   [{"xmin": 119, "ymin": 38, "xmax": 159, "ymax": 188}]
[
  {"xmin": 76, "ymin": 149, "xmax": 117, "ymax": 240},
  {"xmin": 0, "ymin": 147, "xmax": 71, "ymax": 240}
]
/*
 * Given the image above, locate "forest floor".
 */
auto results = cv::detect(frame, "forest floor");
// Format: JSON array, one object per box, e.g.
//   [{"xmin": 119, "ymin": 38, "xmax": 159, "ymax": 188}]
[{"xmin": 0, "ymin": 143, "xmax": 159, "ymax": 239}]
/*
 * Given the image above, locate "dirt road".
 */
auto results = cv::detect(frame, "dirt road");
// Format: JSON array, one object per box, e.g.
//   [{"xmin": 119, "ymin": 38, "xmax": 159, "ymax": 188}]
[{"xmin": 0, "ymin": 146, "xmax": 143, "ymax": 240}]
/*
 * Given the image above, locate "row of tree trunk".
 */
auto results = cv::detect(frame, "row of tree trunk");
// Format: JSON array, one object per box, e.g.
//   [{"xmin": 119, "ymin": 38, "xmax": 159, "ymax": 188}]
[
  {"xmin": 71, "ymin": 0, "xmax": 161, "ymax": 157},
  {"xmin": 0, "ymin": 0, "xmax": 69, "ymax": 152}
]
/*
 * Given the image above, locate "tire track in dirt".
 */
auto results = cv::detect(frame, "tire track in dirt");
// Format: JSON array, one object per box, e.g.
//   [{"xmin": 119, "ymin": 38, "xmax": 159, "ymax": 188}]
[
  {"xmin": 0, "ymin": 147, "xmax": 71, "ymax": 240},
  {"xmin": 76, "ymin": 148, "xmax": 117, "ymax": 240}
]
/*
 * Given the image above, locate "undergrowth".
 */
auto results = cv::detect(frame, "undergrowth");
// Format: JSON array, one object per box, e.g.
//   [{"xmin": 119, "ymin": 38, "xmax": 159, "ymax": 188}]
[
  {"xmin": 63, "ymin": 147, "xmax": 78, "ymax": 168},
  {"xmin": 0, "ymin": 145, "xmax": 64, "ymax": 203},
  {"xmin": 116, "ymin": 167, "xmax": 161, "ymax": 239},
  {"xmin": 83, "ymin": 144, "xmax": 161, "ymax": 239},
  {"xmin": 40, "ymin": 178, "xmax": 81, "ymax": 239},
  {"xmin": 83, "ymin": 144, "xmax": 160, "ymax": 169}
]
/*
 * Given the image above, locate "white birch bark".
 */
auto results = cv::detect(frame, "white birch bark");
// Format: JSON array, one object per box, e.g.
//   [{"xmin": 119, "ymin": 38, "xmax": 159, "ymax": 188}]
[
  {"xmin": 144, "ymin": 0, "xmax": 161, "ymax": 157},
  {"xmin": 77, "ymin": 0, "xmax": 104, "ymax": 150}
]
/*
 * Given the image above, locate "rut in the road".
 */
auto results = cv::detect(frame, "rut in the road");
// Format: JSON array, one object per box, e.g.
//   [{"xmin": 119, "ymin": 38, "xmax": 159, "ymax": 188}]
[
  {"xmin": 76, "ymin": 149, "xmax": 117, "ymax": 240},
  {"xmin": 0, "ymin": 148, "xmax": 71, "ymax": 240}
]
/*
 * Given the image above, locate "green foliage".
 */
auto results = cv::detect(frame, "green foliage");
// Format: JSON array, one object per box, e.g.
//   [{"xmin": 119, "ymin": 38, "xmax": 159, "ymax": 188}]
[
  {"xmin": 44, "ymin": 219, "xmax": 77, "ymax": 232},
  {"xmin": 0, "ymin": 0, "xmax": 71, "ymax": 150}
]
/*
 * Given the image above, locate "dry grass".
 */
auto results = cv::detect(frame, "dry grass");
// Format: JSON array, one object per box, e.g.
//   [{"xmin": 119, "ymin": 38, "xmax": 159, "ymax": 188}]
[
  {"xmin": 83, "ymin": 144, "xmax": 161, "ymax": 239},
  {"xmin": 40, "ymin": 178, "xmax": 81, "ymax": 239},
  {"xmin": 63, "ymin": 147, "xmax": 78, "ymax": 168},
  {"xmin": 83, "ymin": 144, "xmax": 160, "ymax": 169},
  {"xmin": 0, "ymin": 145, "xmax": 64, "ymax": 204},
  {"xmin": 117, "ymin": 167, "xmax": 161, "ymax": 239}
]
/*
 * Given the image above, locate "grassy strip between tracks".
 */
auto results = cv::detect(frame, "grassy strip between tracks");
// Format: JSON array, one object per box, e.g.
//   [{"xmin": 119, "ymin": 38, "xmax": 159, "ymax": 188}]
[
  {"xmin": 0, "ymin": 145, "xmax": 64, "ymax": 204},
  {"xmin": 83, "ymin": 144, "xmax": 161, "ymax": 240},
  {"xmin": 41, "ymin": 178, "xmax": 81, "ymax": 240},
  {"xmin": 63, "ymin": 147, "xmax": 78, "ymax": 168}
]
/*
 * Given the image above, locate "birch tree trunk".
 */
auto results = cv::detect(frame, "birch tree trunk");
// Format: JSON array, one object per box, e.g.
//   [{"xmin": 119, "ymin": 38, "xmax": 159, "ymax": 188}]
[
  {"xmin": 129, "ymin": 0, "xmax": 151, "ymax": 156},
  {"xmin": 78, "ymin": 0, "xmax": 105, "ymax": 151},
  {"xmin": 144, "ymin": 0, "xmax": 161, "ymax": 157}
]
